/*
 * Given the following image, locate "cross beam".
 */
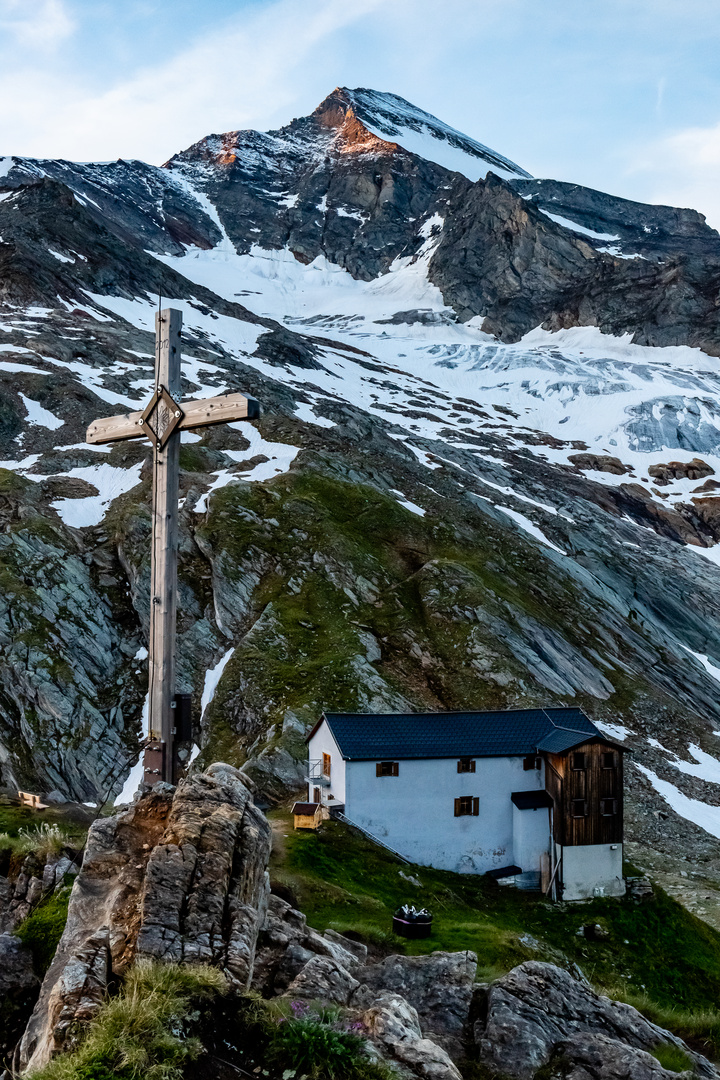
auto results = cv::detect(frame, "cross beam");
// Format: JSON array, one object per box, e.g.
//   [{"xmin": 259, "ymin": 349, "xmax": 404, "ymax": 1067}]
[{"xmin": 86, "ymin": 309, "xmax": 259, "ymax": 785}]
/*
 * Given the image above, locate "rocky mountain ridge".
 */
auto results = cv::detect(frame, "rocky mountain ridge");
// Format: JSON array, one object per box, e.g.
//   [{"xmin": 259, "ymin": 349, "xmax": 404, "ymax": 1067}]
[{"xmin": 1, "ymin": 88, "xmax": 720, "ymax": 894}]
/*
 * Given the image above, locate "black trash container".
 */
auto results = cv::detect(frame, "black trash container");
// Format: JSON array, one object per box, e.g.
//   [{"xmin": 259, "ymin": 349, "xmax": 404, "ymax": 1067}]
[{"xmin": 393, "ymin": 905, "xmax": 433, "ymax": 939}]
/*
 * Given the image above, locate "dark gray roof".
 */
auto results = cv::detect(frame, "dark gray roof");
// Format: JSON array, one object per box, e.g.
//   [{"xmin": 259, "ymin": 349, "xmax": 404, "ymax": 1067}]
[{"xmin": 320, "ymin": 708, "xmax": 612, "ymax": 761}]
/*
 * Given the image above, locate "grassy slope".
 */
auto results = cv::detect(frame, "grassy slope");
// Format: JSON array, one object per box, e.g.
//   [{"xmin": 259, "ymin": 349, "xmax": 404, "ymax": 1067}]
[{"xmin": 270, "ymin": 813, "xmax": 720, "ymax": 1021}]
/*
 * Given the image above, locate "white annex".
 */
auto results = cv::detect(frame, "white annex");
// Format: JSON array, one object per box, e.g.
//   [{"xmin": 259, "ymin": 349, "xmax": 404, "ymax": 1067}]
[{"xmin": 306, "ymin": 708, "xmax": 625, "ymax": 902}]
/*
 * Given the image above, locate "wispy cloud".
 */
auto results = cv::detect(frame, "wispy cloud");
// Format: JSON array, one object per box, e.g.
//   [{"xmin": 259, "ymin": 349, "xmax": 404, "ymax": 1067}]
[
  {"xmin": 0, "ymin": 0, "xmax": 74, "ymax": 50},
  {"xmin": 0, "ymin": 0, "xmax": 384, "ymax": 162},
  {"xmin": 628, "ymin": 121, "xmax": 720, "ymax": 230}
]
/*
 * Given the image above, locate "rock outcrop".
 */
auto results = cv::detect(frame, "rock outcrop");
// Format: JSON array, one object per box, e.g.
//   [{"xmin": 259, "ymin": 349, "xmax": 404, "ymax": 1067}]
[
  {"xmin": 355, "ymin": 951, "xmax": 478, "ymax": 1056},
  {"xmin": 363, "ymin": 992, "xmax": 462, "ymax": 1080},
  {"xmin": 0, "ymin": 851, "xmax": 79, "ymax": 933},
  {"xmin": 474, "ymin": 960, "xmax": 717, "ymax": 1079},
  {"xmin": 15, "ymin": 764, "xmax": 270, "ymax": 1074},
  {"xmin": 0, "ymin": 933, "xmax": 39, "ymax": 1058}
]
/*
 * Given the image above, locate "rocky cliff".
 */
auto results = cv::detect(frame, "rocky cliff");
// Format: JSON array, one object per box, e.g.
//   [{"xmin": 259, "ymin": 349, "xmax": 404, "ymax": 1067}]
[{"xmin": 0, "ymin": 88, "xmax": 720, "ymax": 895}]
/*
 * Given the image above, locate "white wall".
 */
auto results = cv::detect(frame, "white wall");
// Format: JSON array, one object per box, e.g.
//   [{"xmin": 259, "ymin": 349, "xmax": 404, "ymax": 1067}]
[
  {"xmin": 345, "ymin": 754, "xmax": 546, "ymax": 874},
  {"xmin": 307, "ymin": 724, "xmax": 346, "ymax": 806},
  {"xmin": 559, "ymin": 843, "xmax": 625, "ymax": 901},
  {"xmin": 512, "ymin": 803, "xmax": 552, "ymax": 874}
]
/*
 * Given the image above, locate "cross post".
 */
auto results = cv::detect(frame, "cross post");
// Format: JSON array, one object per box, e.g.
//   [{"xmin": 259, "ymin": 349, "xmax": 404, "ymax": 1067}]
[{"xmin": 86, "ymin": 308, "xmax": 259, "ymax": 786}]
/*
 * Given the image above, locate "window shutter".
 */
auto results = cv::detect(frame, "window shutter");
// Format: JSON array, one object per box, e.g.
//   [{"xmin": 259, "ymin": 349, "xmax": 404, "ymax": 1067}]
[
  {"xmin": 457, "ymin": 760, "xmax": 462, "ymax": 773},
  {"xmin": 454, "ymin": 798, "xmax": 461, "ymax": 817},
  {"xmin": 470, "ymin": 760, "xmax": 476, "ymax": 773},
  {"xmin": 472, "ymin": 797, "xmax": 479, "ymax": 816},
  {"xmin": 392, "ymin": 762, "xmax": 399, "ymax": 776},
  {"xmin": 376, "ymin": 763, "xmax": 382, "ymax": 777}
]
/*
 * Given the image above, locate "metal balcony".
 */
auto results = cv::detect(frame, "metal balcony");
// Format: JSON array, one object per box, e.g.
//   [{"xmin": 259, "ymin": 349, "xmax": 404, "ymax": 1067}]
[{"xmin": 305, "ymin": 759, "xmax": 331, "ymax": 785}]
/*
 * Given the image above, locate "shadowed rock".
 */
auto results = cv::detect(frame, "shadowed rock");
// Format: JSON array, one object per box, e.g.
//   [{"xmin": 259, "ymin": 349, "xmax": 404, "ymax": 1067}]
[
  {"xmin": 474, "ymin": 961, "xmax": 717, "ymax": 1079},
  {"xmin": 15, "ymin": 763, "xmax": 270, "ymax": 1075}
]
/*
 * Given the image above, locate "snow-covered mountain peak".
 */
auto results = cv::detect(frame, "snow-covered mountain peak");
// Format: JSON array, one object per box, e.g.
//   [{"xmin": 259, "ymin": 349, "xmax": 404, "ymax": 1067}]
[
  {"xmin": 166, "ymin": 86, "xmax": 532, "ymax": 184},
  {"xmin": 313, "ymin": 86, "xmax": 532, "ymax": 181}
]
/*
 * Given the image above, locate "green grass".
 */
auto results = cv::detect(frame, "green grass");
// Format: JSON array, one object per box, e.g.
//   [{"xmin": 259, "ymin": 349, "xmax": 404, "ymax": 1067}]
[
  {"xmin": 31, "ymin": 960, "xmax": 227, "ymax": 1080},
  {"xmin": 271, "ymin": 814, "xmax": 720, "ymax": 1021},
  {"xmin": 16, "ymin": 886, "xmax": 72, "ymax": 975},
  {"xmin": 29, "ymin": 962, "xmax": 396, "ymax": 1080},
  {"xmin": 650, "ymin": 1042, "xmax": 695, "ymax": 1072},
  {"xmin": 0, "ymin": 799, "xmax": 90, "ymax": 840},
  {"xmin": 264, "ymin": 1000, "xmax": 396, "ymax": 1080}
]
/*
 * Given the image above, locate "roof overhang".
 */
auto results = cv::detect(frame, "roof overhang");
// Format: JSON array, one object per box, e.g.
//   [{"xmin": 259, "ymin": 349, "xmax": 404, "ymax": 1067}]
[{"xmin": 511, "ymin": 790, "xmax": 554, "ymax": 810}]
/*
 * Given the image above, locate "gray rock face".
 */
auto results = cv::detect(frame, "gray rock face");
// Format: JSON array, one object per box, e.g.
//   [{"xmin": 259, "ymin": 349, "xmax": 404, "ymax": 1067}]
[
  {"xmin": 475, "ymin": 961, "xmax": 717, "ymax": 1079},
  {"xmin": 285, "ymin": 954, "xmax": 360, "ymax": 1004},
  {"xmin": 363, "ymin": 992, "xmax": 462, "ymax": 1080},
  {"xmin": 252, "ymin": 893, "xmax": 366, "ymax": 995},
  {"xmin": 0, "ymin": 852, "xmax": 79, "ymax": 933},
  {"xmin": 16, "ymin": 764, "xmax": 270, "ymax": 1074},
  {"xmin": 546, "ymin": 1032, "xmax": 694, "ymax": 1080},
  {"xmin": 0, "ymin": 932, "xmax": 37, "ymax": 999},
  {"xmin": 135, "ymin": 762, "xmax": 270, "ymax": 981},
  {"xmin": 0, "ymin": 932, "xmax": 39, "ymax": 1058},
  {"xmin": 355, "ymin": 950, "xmax": 477, "ymax": 1055}
]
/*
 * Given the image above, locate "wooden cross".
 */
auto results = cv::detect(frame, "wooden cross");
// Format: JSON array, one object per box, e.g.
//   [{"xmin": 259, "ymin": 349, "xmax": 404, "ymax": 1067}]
[{"xmin": 86, "ymin": 308, "xmax": 259, "ymax": 785}]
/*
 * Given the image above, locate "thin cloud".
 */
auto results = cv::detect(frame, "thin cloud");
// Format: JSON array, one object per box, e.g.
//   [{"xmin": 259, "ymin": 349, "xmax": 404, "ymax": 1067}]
[
  {"xmin": 628, "ymin": 121, "xmax": 720, "ymax": 229},
  {"xmin": 0, "ymin": 0, "xmax": 385, "ymax": 162},
  {"xmin": 0, "ymin": 0, "xmax": 74, "ymax": 50}
]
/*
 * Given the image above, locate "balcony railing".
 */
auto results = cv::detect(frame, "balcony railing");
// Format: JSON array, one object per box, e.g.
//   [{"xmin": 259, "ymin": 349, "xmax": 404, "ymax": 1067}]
[{"xmin": 306, "ymin": 759, "xmax": 331, "ymax": 785}]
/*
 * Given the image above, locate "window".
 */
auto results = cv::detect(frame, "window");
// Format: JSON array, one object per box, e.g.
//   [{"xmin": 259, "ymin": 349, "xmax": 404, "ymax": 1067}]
[
  {"xmin": 523, "ymin": 755, "xmax": 541, "ymax": 771},
  {"xmin": 313, "ymin": 787, "xmax": 321, "ymax": 803},
  {"xmin": 457, "ymin": 758, "xmax": 476, "ymax": 773},
  {"xmin": 376, "ymin": 761, "xmax": 399, "ymax": 777},
  {"xmin": 602, "ymin": 752, "xmax": 616, "ymax": 769},
  {"xmin": 571, "ymin": 799, "xmax": 587, "ymax": 817},
  {"xmin": 454, "ymin": 796, "xmax": 480, "ymax": 817},
  {"xmin": 322, "ymin": 752, "xmax": 331, "ymax": 777},
  {"xmin": 601, "ymin": 798, "xmax": 617, "ymax": 816},
  {"xmin": 571, "ymin": 752, "xmax": 587, "ymax": 771}
]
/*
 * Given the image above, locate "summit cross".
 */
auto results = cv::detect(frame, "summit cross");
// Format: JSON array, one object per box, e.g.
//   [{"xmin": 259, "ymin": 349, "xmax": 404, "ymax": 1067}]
[{"xmin": 86, "ymin": 308, "xmax": 259, "ymax": 785}]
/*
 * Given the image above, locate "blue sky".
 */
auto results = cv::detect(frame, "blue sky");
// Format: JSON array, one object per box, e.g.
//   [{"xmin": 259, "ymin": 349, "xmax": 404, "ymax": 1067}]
[{"xmin": 2, "ymin": 0, "xmax": 720, "ymax": 226}]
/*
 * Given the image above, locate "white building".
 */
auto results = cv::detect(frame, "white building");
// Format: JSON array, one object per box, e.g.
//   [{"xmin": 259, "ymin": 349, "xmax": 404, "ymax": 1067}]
[{"xmin": 306, "ymin": 707, "xmax": 625, "ymax": 901}]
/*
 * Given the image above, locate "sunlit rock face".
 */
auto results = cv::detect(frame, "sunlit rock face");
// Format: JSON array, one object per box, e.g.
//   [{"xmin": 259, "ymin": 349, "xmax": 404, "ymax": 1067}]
[{"xmin": 3, "ymin": 88, "xmax": 720, "ymax": 891}]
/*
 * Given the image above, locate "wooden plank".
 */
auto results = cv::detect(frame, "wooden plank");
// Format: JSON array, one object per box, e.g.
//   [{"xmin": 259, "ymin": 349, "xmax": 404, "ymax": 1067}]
[
  {"xmin": 86, "ymin": 392, "xmax": 260, "ymax": 445},
  {"xmin": 546, "ymin": 741, "xmax": 623, "ymax": 848},
  {"xmin": 146, "ymin": 308, "xmax": 182, "ymax": 785}
]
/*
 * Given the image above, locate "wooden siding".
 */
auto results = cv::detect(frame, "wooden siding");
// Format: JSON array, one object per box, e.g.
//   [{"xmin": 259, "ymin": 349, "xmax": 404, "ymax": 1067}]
[{"xmin": 544, "ymin": 741, "xmax": 623, "ymax": 846}]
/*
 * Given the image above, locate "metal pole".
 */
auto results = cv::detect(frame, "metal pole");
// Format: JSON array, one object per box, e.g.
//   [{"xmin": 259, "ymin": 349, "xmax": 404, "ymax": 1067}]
[{"xmin": 144, "ymin": 308, "xmax": 182, "ymax": 785}]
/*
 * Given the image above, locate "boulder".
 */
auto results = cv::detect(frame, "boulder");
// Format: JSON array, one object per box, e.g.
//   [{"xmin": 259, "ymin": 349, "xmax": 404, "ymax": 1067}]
[
  {"xmin": 568, "ymin": 453, "xmax": 632, "ymax": 475},
  {"xmin": 648, "ymin": 458, "xmax": 714, "ymax": 482},
  {"xmin": 475, "ymin": 961, "xmax": 716, "ymax": 1079},
  {"xmin": 251, "ymin": 894, "xmax": 366, "ymax": 994},
  {"xmin": 548, "ymin": 1032, "xmax": 694, "ymax": 1079},
  {"xmin": 285, "ymin": 955, "xmax": 360, "ymax": 1004},
  {"xmin": 323, "ymin": 927, "xmax": 368, "ymax": 964},
  {"xmin": 363, "ymin": 992, "xmax": 462, "ymax": 1080},
  {"xmin": 16, "ymin": 764, "xmax": 271, "ymax": 1075},
  {"xmin": 354, "ymin": 950, "xmax": 477, "ymax": 1054}
]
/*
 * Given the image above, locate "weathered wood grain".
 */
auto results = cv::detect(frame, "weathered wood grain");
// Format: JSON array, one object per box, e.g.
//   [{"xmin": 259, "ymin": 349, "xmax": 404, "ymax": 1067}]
[
  {"xmin": 86, "ymin": 391, "xmax": 260, "ymax": 445},
  {"xmin": 146, "ymin": 308, "xmax": 182, "ymax": 784}
]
